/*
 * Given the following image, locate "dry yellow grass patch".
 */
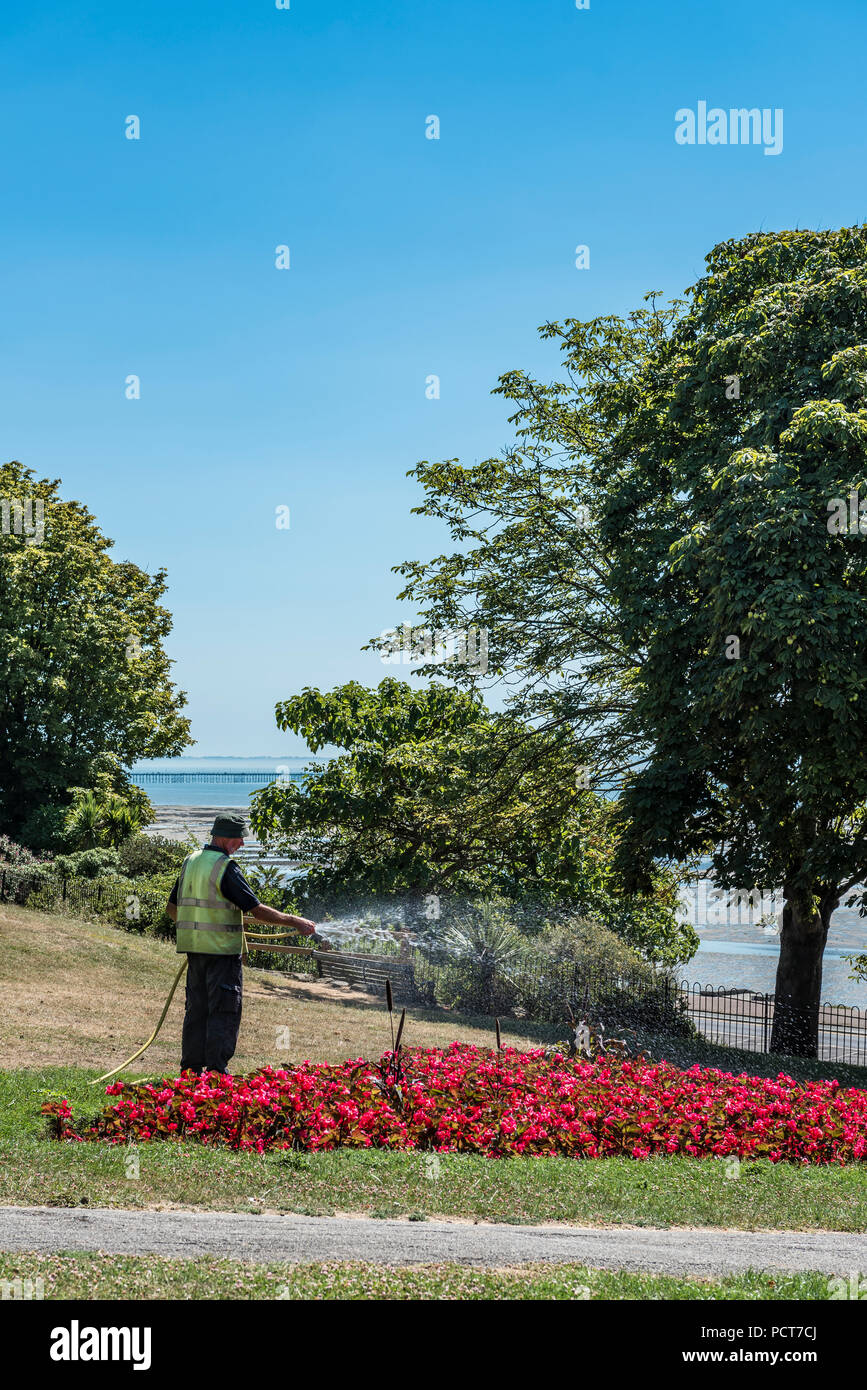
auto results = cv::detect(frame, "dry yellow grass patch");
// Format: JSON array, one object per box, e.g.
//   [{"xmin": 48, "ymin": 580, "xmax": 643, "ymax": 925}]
[{"xmin": 1, "ymin": 904, "xmax": 540, "ymax": 1073}]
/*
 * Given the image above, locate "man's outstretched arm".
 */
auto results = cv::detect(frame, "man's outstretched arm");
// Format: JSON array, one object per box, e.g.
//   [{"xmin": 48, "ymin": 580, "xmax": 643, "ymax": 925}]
[{"xmin": 246, "ymin": 903, "xmax": 317, "ymax": 935}]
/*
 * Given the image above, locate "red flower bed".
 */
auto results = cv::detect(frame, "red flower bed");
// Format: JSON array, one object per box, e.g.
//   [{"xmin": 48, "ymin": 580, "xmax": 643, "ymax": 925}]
[{"xmin": 43, "ymin": 1045, "xmax": 867, "ymax": 1164}]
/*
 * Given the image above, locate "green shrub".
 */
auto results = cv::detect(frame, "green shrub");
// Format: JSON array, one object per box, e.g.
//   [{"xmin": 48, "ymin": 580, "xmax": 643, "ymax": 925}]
[
  {"xmin": 108, "ymin": 871, "xmax": 180, "ymax": 937},
  {"xmin": 240, "ymin": 857, "xmax": 300, "ymax": 911},
  {"xmin": 53, "ymin": 849, "xmax": 125, "ymax": 880},
  {"xmin": 15, "ymin": 884, "xmax": 59, "ymax": 913},
  {"xmin": 535, "ymin": 916, "xmax": 652, "ymax": 970},
  {"xmin": 117, "ymin": 834, "xmax": 193, "ymax": 879},
  {"xmin": 433, "ymin": 960, "xmax": 519, "ymax": 1015},
  {"xmin": 5, "ymin": 865, "xmax": 59, "ymax": 907},
  {"xmin": 419, "ymin": 914, "xmax": 697, "ymax": 1037},
  {"xmin": 100, "ymin": 882, "xmax": 173, "ymax": 937},
  {"xmin": 6, "ymin": 862, "xmax": 173, "ymax": 939}
]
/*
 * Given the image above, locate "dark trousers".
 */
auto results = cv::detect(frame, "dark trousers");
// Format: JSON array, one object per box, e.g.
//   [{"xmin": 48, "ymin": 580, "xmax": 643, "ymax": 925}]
[{"xmin": 180, "ymin": 953, "xmax": 243, "ymax": 1074}]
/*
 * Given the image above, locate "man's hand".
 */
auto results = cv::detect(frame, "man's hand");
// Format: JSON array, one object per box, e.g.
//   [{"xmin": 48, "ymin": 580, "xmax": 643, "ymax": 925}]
[{"xmin": 288, "ymin": 915, "xmax": 317, "ymax": 936}]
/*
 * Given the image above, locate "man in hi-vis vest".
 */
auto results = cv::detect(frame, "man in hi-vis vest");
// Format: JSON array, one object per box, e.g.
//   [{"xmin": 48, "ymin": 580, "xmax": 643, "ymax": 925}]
[{"xmin": 165, "ymin": 812, "xmax": 320, "ymax": 1074}]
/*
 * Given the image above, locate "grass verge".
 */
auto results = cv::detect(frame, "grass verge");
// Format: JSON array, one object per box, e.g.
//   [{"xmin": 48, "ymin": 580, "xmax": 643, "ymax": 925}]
[{"xmin": 0, "ymin": 1251, "xmax": 837, "ymax": 1300}]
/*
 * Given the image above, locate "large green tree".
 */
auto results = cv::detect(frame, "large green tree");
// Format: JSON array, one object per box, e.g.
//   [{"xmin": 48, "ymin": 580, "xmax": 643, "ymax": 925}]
[
  {"xmin": 0, "ymin": 461, "xmax": 192, "ymax": 841},
  {"xmin": 249, "ymin": 679, "xmax": 691, "ymax": 963},
  {"xmin": 387, "ymin": 226, "xmax": 867, "ymax": 1056}
]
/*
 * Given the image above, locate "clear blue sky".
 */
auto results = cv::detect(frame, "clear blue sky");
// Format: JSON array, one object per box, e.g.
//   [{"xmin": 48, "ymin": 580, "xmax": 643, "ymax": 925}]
[{"xmin": 3, "ymin": 0, "xmax": 865, "ymax": 754}]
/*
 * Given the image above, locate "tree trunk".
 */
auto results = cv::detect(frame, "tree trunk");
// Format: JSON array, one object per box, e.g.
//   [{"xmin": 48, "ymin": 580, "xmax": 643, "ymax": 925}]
[{"xmin": 770, "ymin": 893, "xmax": 833, "ymax": 1057}]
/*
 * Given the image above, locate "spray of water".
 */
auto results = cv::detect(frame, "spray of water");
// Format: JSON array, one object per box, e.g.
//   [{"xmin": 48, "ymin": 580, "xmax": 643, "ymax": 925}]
[{"xmin": 316, "ymin": 915, "xmax": 404, "ymax": 949}]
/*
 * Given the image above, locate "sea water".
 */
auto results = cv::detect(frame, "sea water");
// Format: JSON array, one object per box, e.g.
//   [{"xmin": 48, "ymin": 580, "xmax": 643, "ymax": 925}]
[
  {"xmin": 130, "ymin": 756, "xmax": 322, "ymax": 808},
  {"xmin": 678, "ymin": 884, "xmax": 867, "ymax": 1006}
]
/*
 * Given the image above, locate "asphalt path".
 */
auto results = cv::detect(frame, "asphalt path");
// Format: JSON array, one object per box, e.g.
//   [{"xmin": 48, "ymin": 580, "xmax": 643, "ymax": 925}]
[{"xmin": 1, "ymin": 1207, "xmax": 865, "ymax": 1275}]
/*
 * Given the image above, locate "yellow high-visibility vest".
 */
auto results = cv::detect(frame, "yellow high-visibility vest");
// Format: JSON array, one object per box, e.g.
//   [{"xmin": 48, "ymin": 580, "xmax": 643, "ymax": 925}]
[{"xmin": 175, "ymin": 848, "xmax": 243, "ymax": 955}]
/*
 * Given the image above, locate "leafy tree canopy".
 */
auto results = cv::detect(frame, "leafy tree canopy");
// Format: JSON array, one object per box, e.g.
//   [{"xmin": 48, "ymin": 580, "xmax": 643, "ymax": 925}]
[
  {"xmin": 250, "ymin": 678, "xmax": 693, "ymax": 964},
  {"xmin": 0, "ymin": 461, "xmax": 191, "ymax": 842},
  {"xmin": 385, "ymin": 225, "xmax": 867, "ymax": 1053}
]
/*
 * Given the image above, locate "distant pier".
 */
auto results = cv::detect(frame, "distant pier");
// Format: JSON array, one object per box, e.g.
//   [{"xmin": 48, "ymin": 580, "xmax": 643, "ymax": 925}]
[{"xmin": 132, "ymin": 770, "xmax": 307, "ymax": 786}]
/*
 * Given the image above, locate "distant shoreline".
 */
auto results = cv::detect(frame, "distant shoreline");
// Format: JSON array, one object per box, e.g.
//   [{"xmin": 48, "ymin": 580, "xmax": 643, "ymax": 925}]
[{"xmin": 144, "ymin": 805, "xmax": 250, "ymax": 843}]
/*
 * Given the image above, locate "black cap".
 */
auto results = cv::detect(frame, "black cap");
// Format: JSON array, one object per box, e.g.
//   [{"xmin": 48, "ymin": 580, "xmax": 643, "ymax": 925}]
[{"xmin": 211, "ymin": 813, "xmax": 248, "ymax": 838}]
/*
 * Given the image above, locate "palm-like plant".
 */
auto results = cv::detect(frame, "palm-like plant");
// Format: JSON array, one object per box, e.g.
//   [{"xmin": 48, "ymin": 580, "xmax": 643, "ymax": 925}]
[
  {"xmin": 64, "ymin": 790, "xmax": 142, "ymax": 850},
  {"xmin": 441, "ymin": 899, "xmax": 526, "ymax": 1012},
  {"xmin": 102, "ymin": 802, "xmax": 140, "ymax": 847},
  {"xmin": 64, "ymin": 792, "xmax": 104, "ymax": 850}
]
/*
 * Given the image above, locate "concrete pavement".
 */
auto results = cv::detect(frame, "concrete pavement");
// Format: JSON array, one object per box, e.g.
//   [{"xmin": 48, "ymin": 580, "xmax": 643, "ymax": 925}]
[{"xmin": 1, "ymin": 1207, "xmax": 865, "ymax": 1276}]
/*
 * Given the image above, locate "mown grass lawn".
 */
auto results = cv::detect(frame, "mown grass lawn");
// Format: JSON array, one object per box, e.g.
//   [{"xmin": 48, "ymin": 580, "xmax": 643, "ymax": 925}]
[
  {"xmin": 3, "ymin": 1067, "xmax": 867, "ymax": 1230},
  {"xmin": 0, "ymin": 1250, "xmax": 837, "ymax": 1301}
]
